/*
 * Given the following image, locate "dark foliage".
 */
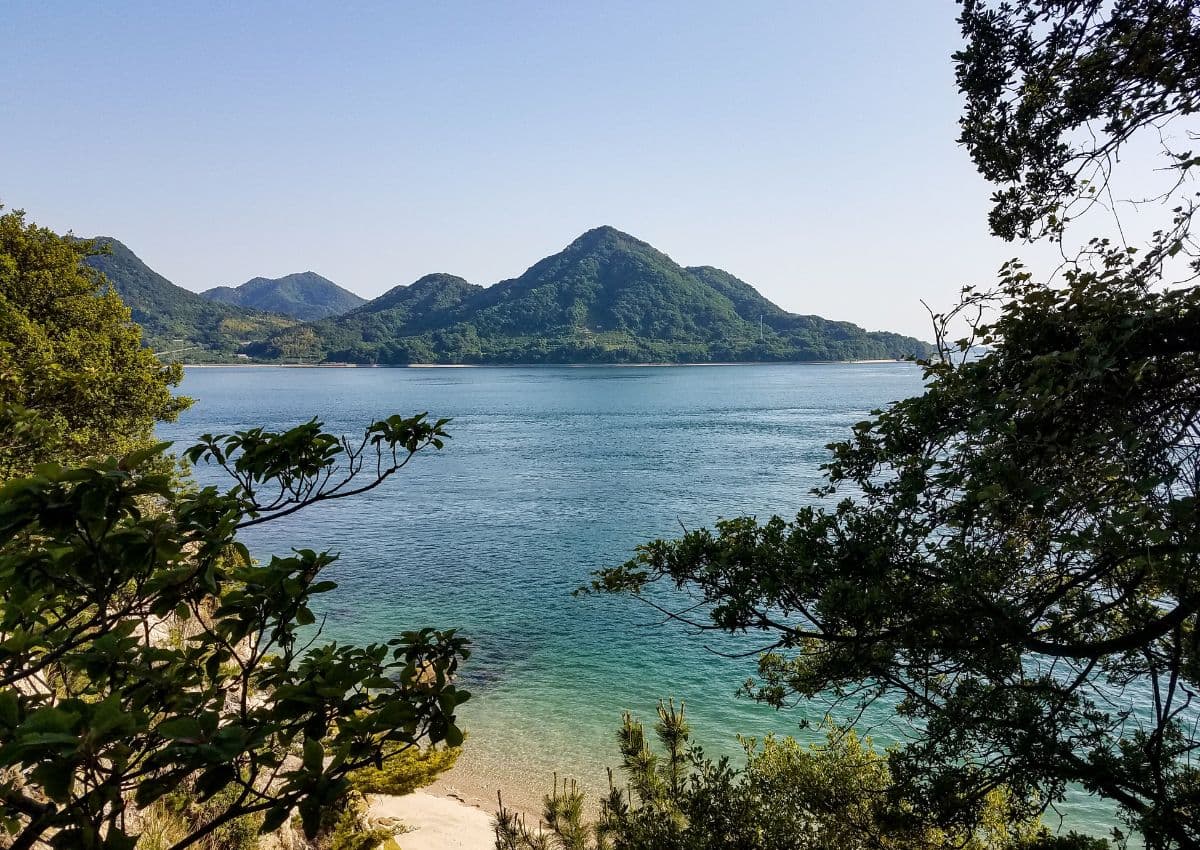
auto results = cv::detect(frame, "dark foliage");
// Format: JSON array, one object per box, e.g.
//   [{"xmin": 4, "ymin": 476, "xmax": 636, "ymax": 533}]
[
  {"xmin": 496, "ymin": 703, "xmax": 1093, "ymax": 850},
  {"xmin": 594, "ymin": 254, "xmax": 1200, "ymax": 846},
  {"xmin": 0, "ymin": 408, "xmax": 469, "ymax": 849},
  {"xmin": 956, "ymin": 0, "xmax": 1200, "ymax": 245},
  {"xmin": 591, "ymin": 4, "xmax": 1200, "ymax": 845}
]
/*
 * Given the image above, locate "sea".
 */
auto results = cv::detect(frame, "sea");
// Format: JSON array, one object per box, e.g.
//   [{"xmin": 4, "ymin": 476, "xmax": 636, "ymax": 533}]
[{"xmin": 158, "ymin": 363, "xmax": 1118, "ymax": 839}]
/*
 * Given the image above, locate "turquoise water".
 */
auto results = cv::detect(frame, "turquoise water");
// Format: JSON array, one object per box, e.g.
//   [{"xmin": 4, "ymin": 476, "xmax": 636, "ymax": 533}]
[{"xmin": 160, "ymin": 364, "xmax": 1115, "ymax": 836}]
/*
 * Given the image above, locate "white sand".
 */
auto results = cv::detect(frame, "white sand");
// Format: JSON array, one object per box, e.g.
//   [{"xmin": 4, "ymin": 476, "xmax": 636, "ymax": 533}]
[{"xmin": 370, "ymin": 791, "xmax": 496, "ymax": 850}]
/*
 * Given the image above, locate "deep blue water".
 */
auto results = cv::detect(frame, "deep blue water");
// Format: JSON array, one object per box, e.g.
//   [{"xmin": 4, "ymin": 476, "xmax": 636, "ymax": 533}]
[{"xmin": 159, "ymin": 364, "xmax": 1115, "ymax": 836}]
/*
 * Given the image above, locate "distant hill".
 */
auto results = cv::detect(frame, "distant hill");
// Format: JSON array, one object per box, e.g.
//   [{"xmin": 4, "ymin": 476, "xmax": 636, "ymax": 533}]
[
  {"xmin": 83, "ymin": 239, "xmax": 295, "ymax": 360},
  {"xmin": 202, "ymin": 272, "xmax": 365, "ymax": 321},
  {"xmin": 249, "ymin": 226, "xmax": 932, "ymax": 364},
  {"xmin": 261, "ymin": 274, "xmax": 483, "ymax": 362}
]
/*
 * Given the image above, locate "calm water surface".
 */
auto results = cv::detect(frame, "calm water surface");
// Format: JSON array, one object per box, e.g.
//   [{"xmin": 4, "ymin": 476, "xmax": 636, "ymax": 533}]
[{"xmin": 160, "ymin": 364, "xmax": 1114, "ymax": 836}]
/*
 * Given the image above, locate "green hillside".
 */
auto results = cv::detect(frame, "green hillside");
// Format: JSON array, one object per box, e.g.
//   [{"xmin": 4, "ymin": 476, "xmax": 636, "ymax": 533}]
[
  {"xmin": 686, "ymin": 264, "xmax": 931, "ymax": 360},
  {"xmin": 250, "ymin": 227, "xmax": 931, "ymax": 364},
  {"xmin": 201, "ymin": 271, "xmax": 365, "ymax": 320},
  {"xmin": 263, "ymin": 274, "xmax": 482, "ymax": 362},
  {"xmin": 83, "ymin": 239, "xmax": 296, "ymax": 361}
]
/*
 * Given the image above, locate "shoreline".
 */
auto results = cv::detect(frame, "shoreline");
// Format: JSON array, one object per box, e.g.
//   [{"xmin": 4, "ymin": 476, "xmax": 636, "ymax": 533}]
[
  {"xmin": 424, "ymin": 747, "xmax": 561, "ymax": 822},
  {"xmin": 370, "ymin": 746, "xmax": 605, "ymax": 850},
  {"xmin": 381, "ymin": 738, "xmax": 1119, "ymax": 850},
  {"xmin": 181, "ymin": 358, "xmax": 910, "ymax": 368},
  {"xmin": 370, "ymin": 790, "xmax": 495, "ymax": 850},
  {"xmin": 366, "ymin": 752, "xmax": 556, "ymax": 850}
]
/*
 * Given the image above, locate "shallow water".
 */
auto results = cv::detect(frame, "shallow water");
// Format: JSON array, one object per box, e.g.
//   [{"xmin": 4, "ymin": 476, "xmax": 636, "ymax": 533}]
[{"xmin": 160, "ymin": 364, "xmax": 1118, "ymax": 837}]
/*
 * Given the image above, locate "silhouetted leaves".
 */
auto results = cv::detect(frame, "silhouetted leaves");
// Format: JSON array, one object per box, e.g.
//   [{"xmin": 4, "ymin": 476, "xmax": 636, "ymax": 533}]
[{"xmin": 0, "ymin": 411, "xmax": 468, "ymax": 849}]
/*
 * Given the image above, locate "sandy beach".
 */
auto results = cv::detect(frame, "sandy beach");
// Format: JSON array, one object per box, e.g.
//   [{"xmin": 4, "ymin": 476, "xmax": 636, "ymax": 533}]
[
  {"xmin": 370, "ymin": 791, "xmax": 495, "ymax": 850},
  {"xmin": 365, "ymin": 747, "xmax": 559, "ymax": 850},
  {"xmin": 367, "ymin": 746, "xmax": 599, "ymax": 850}
]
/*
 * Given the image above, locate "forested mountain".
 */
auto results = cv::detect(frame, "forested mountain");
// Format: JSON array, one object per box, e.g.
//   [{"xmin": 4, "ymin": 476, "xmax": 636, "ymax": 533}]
[
  {"xmin": 249, "ymin": 227, "xmax": 931, "ymax": 364},
  {"xmin": 83, "ymin": 239, "xmax": 295, "ymax": 360},
  {"xmin": 201, "ymin": 272, "xmax": 365, "ymax": 320},
  {"xmin": 80, "ymin": 228, "xmax": 929, "ymax": 364},
  {"xmin": 260, "ymin": 274, "xmax": 483, "ymax": 362}
]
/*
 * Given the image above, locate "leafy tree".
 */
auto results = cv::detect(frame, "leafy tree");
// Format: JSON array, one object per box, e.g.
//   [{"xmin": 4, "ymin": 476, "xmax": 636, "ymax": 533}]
[
  {"xmin": 592, "ymin": 3, "xmax": 1200, "ymax": 846},
  {"xmin": 0, "ymin": 209, "xmax": 188, "ymax": 477},
  {"xmin": 494, "ymin": 703, "xmax": 1082, "ymax": 850},
  {"xmin": 956, "ymin": 0, "xmax": 1200, "ymax": 246},
  {"xmin": 0, "ymin": 406, "xmax": 470, "ymax": 850},
  {"xmin": 595, "ymin": 230, "xmax": 1200, "ymax": 849}
]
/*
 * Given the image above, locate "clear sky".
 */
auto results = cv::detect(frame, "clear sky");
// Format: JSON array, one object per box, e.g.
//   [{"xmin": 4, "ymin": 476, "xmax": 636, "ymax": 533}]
[{"xmin": 1, "ymin": 1, "xmax": 1050, "ymax": 339}]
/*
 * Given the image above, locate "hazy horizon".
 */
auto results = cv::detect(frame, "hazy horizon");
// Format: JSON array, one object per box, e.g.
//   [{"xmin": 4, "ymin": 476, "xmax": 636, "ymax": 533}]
[{"xmin": 3, "ymin": 1, "xmax": 1058, "ymax": 338}]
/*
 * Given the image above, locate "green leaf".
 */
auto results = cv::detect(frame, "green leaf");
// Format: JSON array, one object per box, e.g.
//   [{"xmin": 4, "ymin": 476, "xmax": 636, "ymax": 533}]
[
  {"xmin": 260, "ymin": 804, "xmax": 291, "ymax": 835},
  {"xmin": 119, "ymin": 441, "xmax": 172, "ymax": 469},
  {"xmin": 156, "ymin": 717, "xmax": 203, "ymax": 741},
  {"xmin": 194, "ymin": 764, "xmax": 235, "ymax": 801},
  {"xmin": 31, "ymin": 759, "xmax": 75, "ymax": 802},
  {"xmin": 0, "ymin": 690, "xmax": 19, "ymax": 729},
  {"xmin": 302, "ymin": 737, "xmax": 324, "ymax": 772},
  {"xmin": 88, "ymin": 697, "xmax": 138, "ymax": 743}
]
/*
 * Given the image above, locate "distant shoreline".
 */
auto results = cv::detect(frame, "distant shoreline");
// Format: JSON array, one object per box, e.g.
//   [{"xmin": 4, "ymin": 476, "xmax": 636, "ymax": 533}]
[{"xmin": 182, "ymin": 359, "xmax": 911, "ymax": 369}]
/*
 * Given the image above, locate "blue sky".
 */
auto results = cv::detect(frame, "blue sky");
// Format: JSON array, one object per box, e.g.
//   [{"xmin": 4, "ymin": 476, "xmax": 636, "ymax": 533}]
[{"xmin": 1, "ymin": 1, "xmax": 1045, "ymax": 338}]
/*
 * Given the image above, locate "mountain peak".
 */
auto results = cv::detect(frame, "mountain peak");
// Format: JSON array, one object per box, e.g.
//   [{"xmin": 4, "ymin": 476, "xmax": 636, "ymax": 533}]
[
  {"xmin": 200, "ymin": 271, "xmax": 364, "ymax": 321},
  {"xmin": 80, "ymin": 236, "xmax": 296, "ymax": 358},
  {"xmin": 345, "ymin": 273, "xmax": 481, "ymax": 319},
  {"xmin": 91, "ymin": 229, "xmax": 931, "ymax": 365},
  {"xmin": 565, "ymin": 226, "xmax": 652, "ymax": 253},
  {"xmin": 241, "ymin": 271, "xmax": 334, "ymax": 287},
  {"xmin": 410, "ymin": 273, "xmax": 472, "ymax": 289},
  {"xmin": 85, "ymin": 236, "xmax": 131, "ymax": 256}
]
